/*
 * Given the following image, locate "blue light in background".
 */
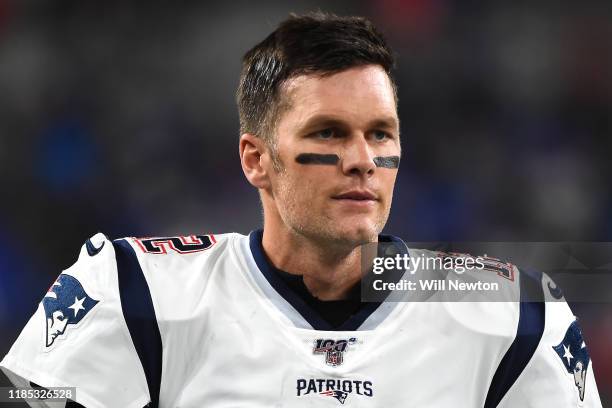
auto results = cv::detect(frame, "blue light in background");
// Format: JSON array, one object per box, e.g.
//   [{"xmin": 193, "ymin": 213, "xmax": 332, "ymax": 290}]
[{"xmin": 36, "ymin": 117, "xmax": 98, "ymax": 192}]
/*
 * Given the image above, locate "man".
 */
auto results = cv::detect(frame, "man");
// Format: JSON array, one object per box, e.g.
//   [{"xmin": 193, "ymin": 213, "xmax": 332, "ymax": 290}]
[{"xmin": 0, "ymin": 12, "xmax": 603, "ymax": 407}]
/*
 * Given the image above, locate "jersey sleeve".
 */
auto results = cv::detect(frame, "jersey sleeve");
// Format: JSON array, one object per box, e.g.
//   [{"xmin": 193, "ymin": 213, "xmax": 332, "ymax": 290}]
[
  {"xmin": 497, "ymin": 273, "xmax": 603, "ymax": 407},
  {"xmin": 0, "ymin": 233, "xmax": 150, "ymax": 408}
]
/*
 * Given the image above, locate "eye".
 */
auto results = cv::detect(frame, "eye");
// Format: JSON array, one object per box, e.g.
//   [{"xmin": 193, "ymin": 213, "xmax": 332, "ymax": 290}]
[
  {"xmin": 315, "ymin": 128, "xmax": 335, "ymax": 139},
  {"xmin": 373, "ymin": 130, "xmax": 390, "ymax": 141}
]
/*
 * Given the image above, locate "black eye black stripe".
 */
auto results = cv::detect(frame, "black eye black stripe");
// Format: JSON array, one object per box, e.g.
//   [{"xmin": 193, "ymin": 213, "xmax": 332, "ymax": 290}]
[
  {"xmin": 295, "ymin": 153, "xmax": 340, "ymax": 165},
  {"xmin": 373, "ymin": 156, "xmax": 400, "ymax": 168},
  {"xmin": 295, "ymin": 153, "xmax": 400, "ymax": 168}
]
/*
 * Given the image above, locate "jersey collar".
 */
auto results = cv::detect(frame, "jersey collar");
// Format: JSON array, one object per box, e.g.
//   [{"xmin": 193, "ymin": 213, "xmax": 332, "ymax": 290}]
[{"xmin": 248, "ymin": 229, "xmax": 408, "ymax": 331}]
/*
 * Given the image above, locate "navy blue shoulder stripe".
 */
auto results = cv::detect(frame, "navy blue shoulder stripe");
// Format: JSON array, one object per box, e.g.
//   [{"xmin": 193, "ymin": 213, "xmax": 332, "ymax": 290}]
[
  {"xmin": 484, "ymin": 268, "xmax": 545, "ymax": 408},
  {"xmin": 113, "ymin": 239, "xmax": 163, "ymax": 408}
]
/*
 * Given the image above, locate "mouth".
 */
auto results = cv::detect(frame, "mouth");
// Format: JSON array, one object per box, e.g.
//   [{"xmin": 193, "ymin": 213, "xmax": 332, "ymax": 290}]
[{"xmin": 332, "ymin": 190, "xmax": 378, "ymax": 205}]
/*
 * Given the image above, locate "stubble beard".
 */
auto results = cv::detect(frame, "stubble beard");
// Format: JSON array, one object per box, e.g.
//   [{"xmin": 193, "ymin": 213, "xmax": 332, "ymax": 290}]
[{"xmin": 273, "ymin": 160, "xmax": 388, "ymax": 251}]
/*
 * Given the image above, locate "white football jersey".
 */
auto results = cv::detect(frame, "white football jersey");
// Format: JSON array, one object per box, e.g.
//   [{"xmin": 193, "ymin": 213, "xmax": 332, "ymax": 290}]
[{"xmin": 1, "ymin": 231, "xmax": 603, "ymax": 407}]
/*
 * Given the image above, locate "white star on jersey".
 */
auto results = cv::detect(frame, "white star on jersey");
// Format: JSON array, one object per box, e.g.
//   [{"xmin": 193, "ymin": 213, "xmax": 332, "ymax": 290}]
[
  {"xmin": 69, "ymin": 296, "xmax": 86, "ymax": 317},
  {"xmin": 562, "ymin": 344, "xmax": 574, "ymax": 366}
]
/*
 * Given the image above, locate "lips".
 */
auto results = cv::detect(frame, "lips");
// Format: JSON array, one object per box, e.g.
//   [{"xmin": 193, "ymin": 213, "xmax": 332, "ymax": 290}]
[{"xmin": 332, "ymin": 190, "xmax": 378, "ymax": 201}]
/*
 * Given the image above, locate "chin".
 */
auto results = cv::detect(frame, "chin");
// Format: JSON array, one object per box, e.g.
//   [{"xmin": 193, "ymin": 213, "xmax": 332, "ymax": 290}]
[
  {"xmin": 332, "ymin": 222, "xmax": 380, "ymax": 245},
  {"xmin": 294, "ymin": 211, "xmax": 386, "ymax": 246}
]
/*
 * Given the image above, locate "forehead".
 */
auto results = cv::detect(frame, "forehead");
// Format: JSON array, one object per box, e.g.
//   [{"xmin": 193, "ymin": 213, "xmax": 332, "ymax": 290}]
[{"xmin": 280, "ymin": 65, "xmax": 398, "ymax": 128}]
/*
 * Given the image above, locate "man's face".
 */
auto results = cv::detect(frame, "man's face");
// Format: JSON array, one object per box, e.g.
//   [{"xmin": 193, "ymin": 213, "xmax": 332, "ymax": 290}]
[
  {"xmin": 46, "ymin": 310, "xmax": 68, "ymax": 346},
  {"xmin": 268, "ymin": 65, "xmax": 400, "ymax": 246},
  {"xmin": 573, "ymin": 361, "xmax": 586, "ymax": 401}
]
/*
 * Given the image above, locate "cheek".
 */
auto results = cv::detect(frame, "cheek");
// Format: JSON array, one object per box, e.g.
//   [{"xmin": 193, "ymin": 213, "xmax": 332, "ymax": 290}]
[
  {"xmin": 381, "ymin": 171, "xmax": 399, "ymax": 195},
  {"xmin": 284, "ymin": 165, "xmax": 330, "ymax": 189},
  {"xmin": 275, "ymin": 168, "xmax": 329, "ymax": 208}
]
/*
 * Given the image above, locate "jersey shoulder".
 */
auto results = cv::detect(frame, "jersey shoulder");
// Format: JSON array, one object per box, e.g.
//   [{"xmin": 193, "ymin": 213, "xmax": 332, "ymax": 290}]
[
  {"xmin": 0, "ymin": 232, "xmax": 150, "ymax": 408},
  {"xmin": 113, "ymin": 232, "xmax": 248, "ymax": 321},
  {"xmin": 497, "ymin": 279, "xmax": 602, "ymax": 407},
  {"xmin": 113, "ymin": 232, "xmax": 244, "ymax": 278},
  {"xmin": 411, "ymin": 247, "xmax": 602, "ymax": 406}
]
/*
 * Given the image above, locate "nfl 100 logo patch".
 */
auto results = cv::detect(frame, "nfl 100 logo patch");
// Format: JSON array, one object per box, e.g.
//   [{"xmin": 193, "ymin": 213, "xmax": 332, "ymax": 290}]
[{"xmin": 313, "ymin": 338, "xmax": 357, "ymax": 367}]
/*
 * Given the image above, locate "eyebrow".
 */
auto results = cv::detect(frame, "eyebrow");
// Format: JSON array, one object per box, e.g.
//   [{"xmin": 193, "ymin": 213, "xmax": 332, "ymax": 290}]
[{"xmin": 297, "ymin": 114, "xmax": 399, "ymax": 133}]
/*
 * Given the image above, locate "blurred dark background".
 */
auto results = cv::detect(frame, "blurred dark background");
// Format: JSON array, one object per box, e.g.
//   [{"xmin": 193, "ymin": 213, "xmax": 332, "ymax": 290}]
[{"xmin": 0, "ymin": 0, "xmax": 610, "ymax": 405}]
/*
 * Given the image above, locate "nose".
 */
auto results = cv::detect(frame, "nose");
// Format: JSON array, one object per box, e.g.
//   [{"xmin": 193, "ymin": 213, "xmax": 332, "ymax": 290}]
[{"xmin": 340, "ymin": 135, "xmax": 376, "ymax": 177}]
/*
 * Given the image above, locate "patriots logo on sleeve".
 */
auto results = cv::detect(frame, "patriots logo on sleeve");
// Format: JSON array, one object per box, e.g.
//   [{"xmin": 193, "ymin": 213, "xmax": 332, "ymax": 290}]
[
  {"xmin": 42, "ymin": 274, "xmax": 99, "ymax": 347},
  {"xmin": 553, "ymin": 320, "xmax": 591, "ymax": 401}
]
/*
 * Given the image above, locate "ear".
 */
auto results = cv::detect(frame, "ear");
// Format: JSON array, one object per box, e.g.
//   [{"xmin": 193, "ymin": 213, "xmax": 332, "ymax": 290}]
[{"xmin": 239, "ymin": 133, "xmax": 271, "ymax": 189}]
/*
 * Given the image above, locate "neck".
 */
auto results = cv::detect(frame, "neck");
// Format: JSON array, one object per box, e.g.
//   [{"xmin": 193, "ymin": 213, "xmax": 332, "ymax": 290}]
[{"xmin": 261, "ymin": 224, "xmax": 366, "ymax": 301}]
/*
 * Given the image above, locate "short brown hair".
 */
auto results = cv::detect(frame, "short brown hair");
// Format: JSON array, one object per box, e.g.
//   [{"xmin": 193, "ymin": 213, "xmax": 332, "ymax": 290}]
[{"xmin": 236, "ymin": 11, "xmax": 397, "ymax": 145}]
